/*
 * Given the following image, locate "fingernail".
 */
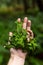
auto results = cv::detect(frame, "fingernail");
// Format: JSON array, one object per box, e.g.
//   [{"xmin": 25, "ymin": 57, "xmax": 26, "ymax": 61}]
[
  {"xmin": 17, "ymin": 18, "xmax": 21, "ymax": 22},
  {"xmin": 24, "ymin": 17, "xmax": 28, "ymax": 23},
  {"xmin": 23, "ymin": 17, "xmax": 28, "ymax": 29},
  {"xmin": 27, "ymin": 20, "xmax": 31, "ymax": 27},
  {"xmin": 9, "ymin": 32, "xmax": 13, "ymax": 37}
]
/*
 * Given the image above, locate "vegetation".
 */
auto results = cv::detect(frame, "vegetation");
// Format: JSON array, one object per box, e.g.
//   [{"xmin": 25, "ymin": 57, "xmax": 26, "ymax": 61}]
[{"xmin": 0, "ymin": 0, "xmax": 43, "ymax": 65}]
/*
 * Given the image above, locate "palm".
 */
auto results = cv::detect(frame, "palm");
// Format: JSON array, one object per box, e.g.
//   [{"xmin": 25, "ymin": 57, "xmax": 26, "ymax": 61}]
[
  {"xmin": 8, "ymin": 17, "xmax": 33, "ymax": 65},
  {"xmin": 10, "ymin": 17, "xmax": 33, "ymax": 58}
]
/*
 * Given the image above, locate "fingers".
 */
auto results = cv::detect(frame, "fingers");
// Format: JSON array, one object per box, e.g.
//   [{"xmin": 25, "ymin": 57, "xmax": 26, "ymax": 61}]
[
  {"xmin": 10, "ymin": 48, "xmax": 27, "ymax": 59},
  {"xmin": 26, "ymin": 19, "xmax": 33, "ymax": 41},
  {"xmin": 24, "ymin": 17, "xmax": 28, "ymax": 23},
  {"xmin": 9, "ymin": 32, "xmax": 13, "ymax": 37},
  {"xmin": 26, "ymin": 33, "xmax": 30, "ymax": 42},
  {"xmin": 17, "ymin": 17, "xmax": 28, "ymax": 30},
  {"xmin": 27, "ymin": 20, "xmax": 31, "ymax": 31},
  {"xmin": 29, "ymin": 30, "xmax": 34, "ymax": 39},
  {"xmin": 17, "ymin": 18, "xmax": 21, "ymax": 22},
  {"xmin": 10, "ymin": 48, "xmax": 15, "ymax": 59},
  {"xmin": 17, "ymin": 17, "xmax": 31, "ymax": 30},
  {"xmin": 9, "ymin": 32, "xmax": 13, "ymax": 41},
  {"xmin": 23, "ymin": 17, "xmax": 28, "ymax": 29},
  {"xmin": 27, "ymin": 30, "xmax": 34, "ymax": 41},
  {"xmin": 27, "ymin": 20, "xmax": 31, "ymax": 27},
  {"xmin": 10, "ymin": 48, "xmax": 16, "ymax": 54},
  {"xmin": 10, "ymin": 48, "xmax": 17, "ymax": 59},
  {"xmin": 8, "ymin": 32, "xmax": 13, "ymax": 45},
  {"xmin": 17, "ymin": 17, "xmax": 33, "ymax": 40}
]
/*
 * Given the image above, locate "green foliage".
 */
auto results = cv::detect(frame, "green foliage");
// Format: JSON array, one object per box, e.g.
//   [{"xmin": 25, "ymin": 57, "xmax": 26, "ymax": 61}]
[
  {"xmin": 3, "ymin": 20, "xmax": 38, "ymax": 52},
  {"xmin": 0, "ymin": 0, "xmax": 43, "ymax": 65},
  {"xmin": 0, "ymin": 54, "xmax": 3, "ymax": 64},
  {"xmin": 0, "ymin": 12, "xmax": 43, "ymax": 65},
  {"xmin": 25, "ymin": 57, "xmax": 43, "ymax": 65}
]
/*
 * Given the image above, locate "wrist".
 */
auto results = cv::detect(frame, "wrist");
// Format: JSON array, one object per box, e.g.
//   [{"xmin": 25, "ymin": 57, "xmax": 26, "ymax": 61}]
[{"xmin": 12, "ymin": 55, "xmax": 25, "ymax": 65}]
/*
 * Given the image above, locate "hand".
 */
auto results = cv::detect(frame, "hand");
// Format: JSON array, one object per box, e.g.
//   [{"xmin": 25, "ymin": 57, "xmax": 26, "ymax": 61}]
[
  {"xmin": 10, "ymin": 48, "xmax": 27, "ymax": 59},
  {"xmin": 8, "ymin": 48, "xmax": 27, "ymax": 65},
  {"xmin": 8, "ymin": 17, "xmax": 33, "ymax": 42},
  {"xmin": 8, "ymin": 17, "xmax": 33, "ymax": 65}
]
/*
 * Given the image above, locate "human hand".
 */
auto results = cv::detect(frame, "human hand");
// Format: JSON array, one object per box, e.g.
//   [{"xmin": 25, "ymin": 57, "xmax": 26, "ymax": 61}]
[
  {"xmin": 8, "ymin": 17, "xmax": 33, "ymax": 43},
  {"xmin": 8, "ymin": 48, "xmax": 27, "ymax": 65},
  {"xmin": 8, "ymin": 17, "xmax": 33, "ymax": 65}
]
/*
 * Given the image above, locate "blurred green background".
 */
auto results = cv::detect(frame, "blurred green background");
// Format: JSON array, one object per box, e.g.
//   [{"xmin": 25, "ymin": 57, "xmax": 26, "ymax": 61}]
[{"xmin": 0, "ymin": 0, "xmax": 43, "ymax": 65}]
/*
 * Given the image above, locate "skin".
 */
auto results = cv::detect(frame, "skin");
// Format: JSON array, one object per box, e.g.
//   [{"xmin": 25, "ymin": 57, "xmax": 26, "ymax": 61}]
[{"xmin": 7, "ymin": 17, "xmax": 33, "ymax": 65}]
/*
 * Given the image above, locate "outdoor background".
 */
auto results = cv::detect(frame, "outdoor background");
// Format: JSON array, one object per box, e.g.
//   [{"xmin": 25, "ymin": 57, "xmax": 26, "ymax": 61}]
[{"xmin": 0, "ymin": 0, "xmax": 43, "ymax": 65}]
